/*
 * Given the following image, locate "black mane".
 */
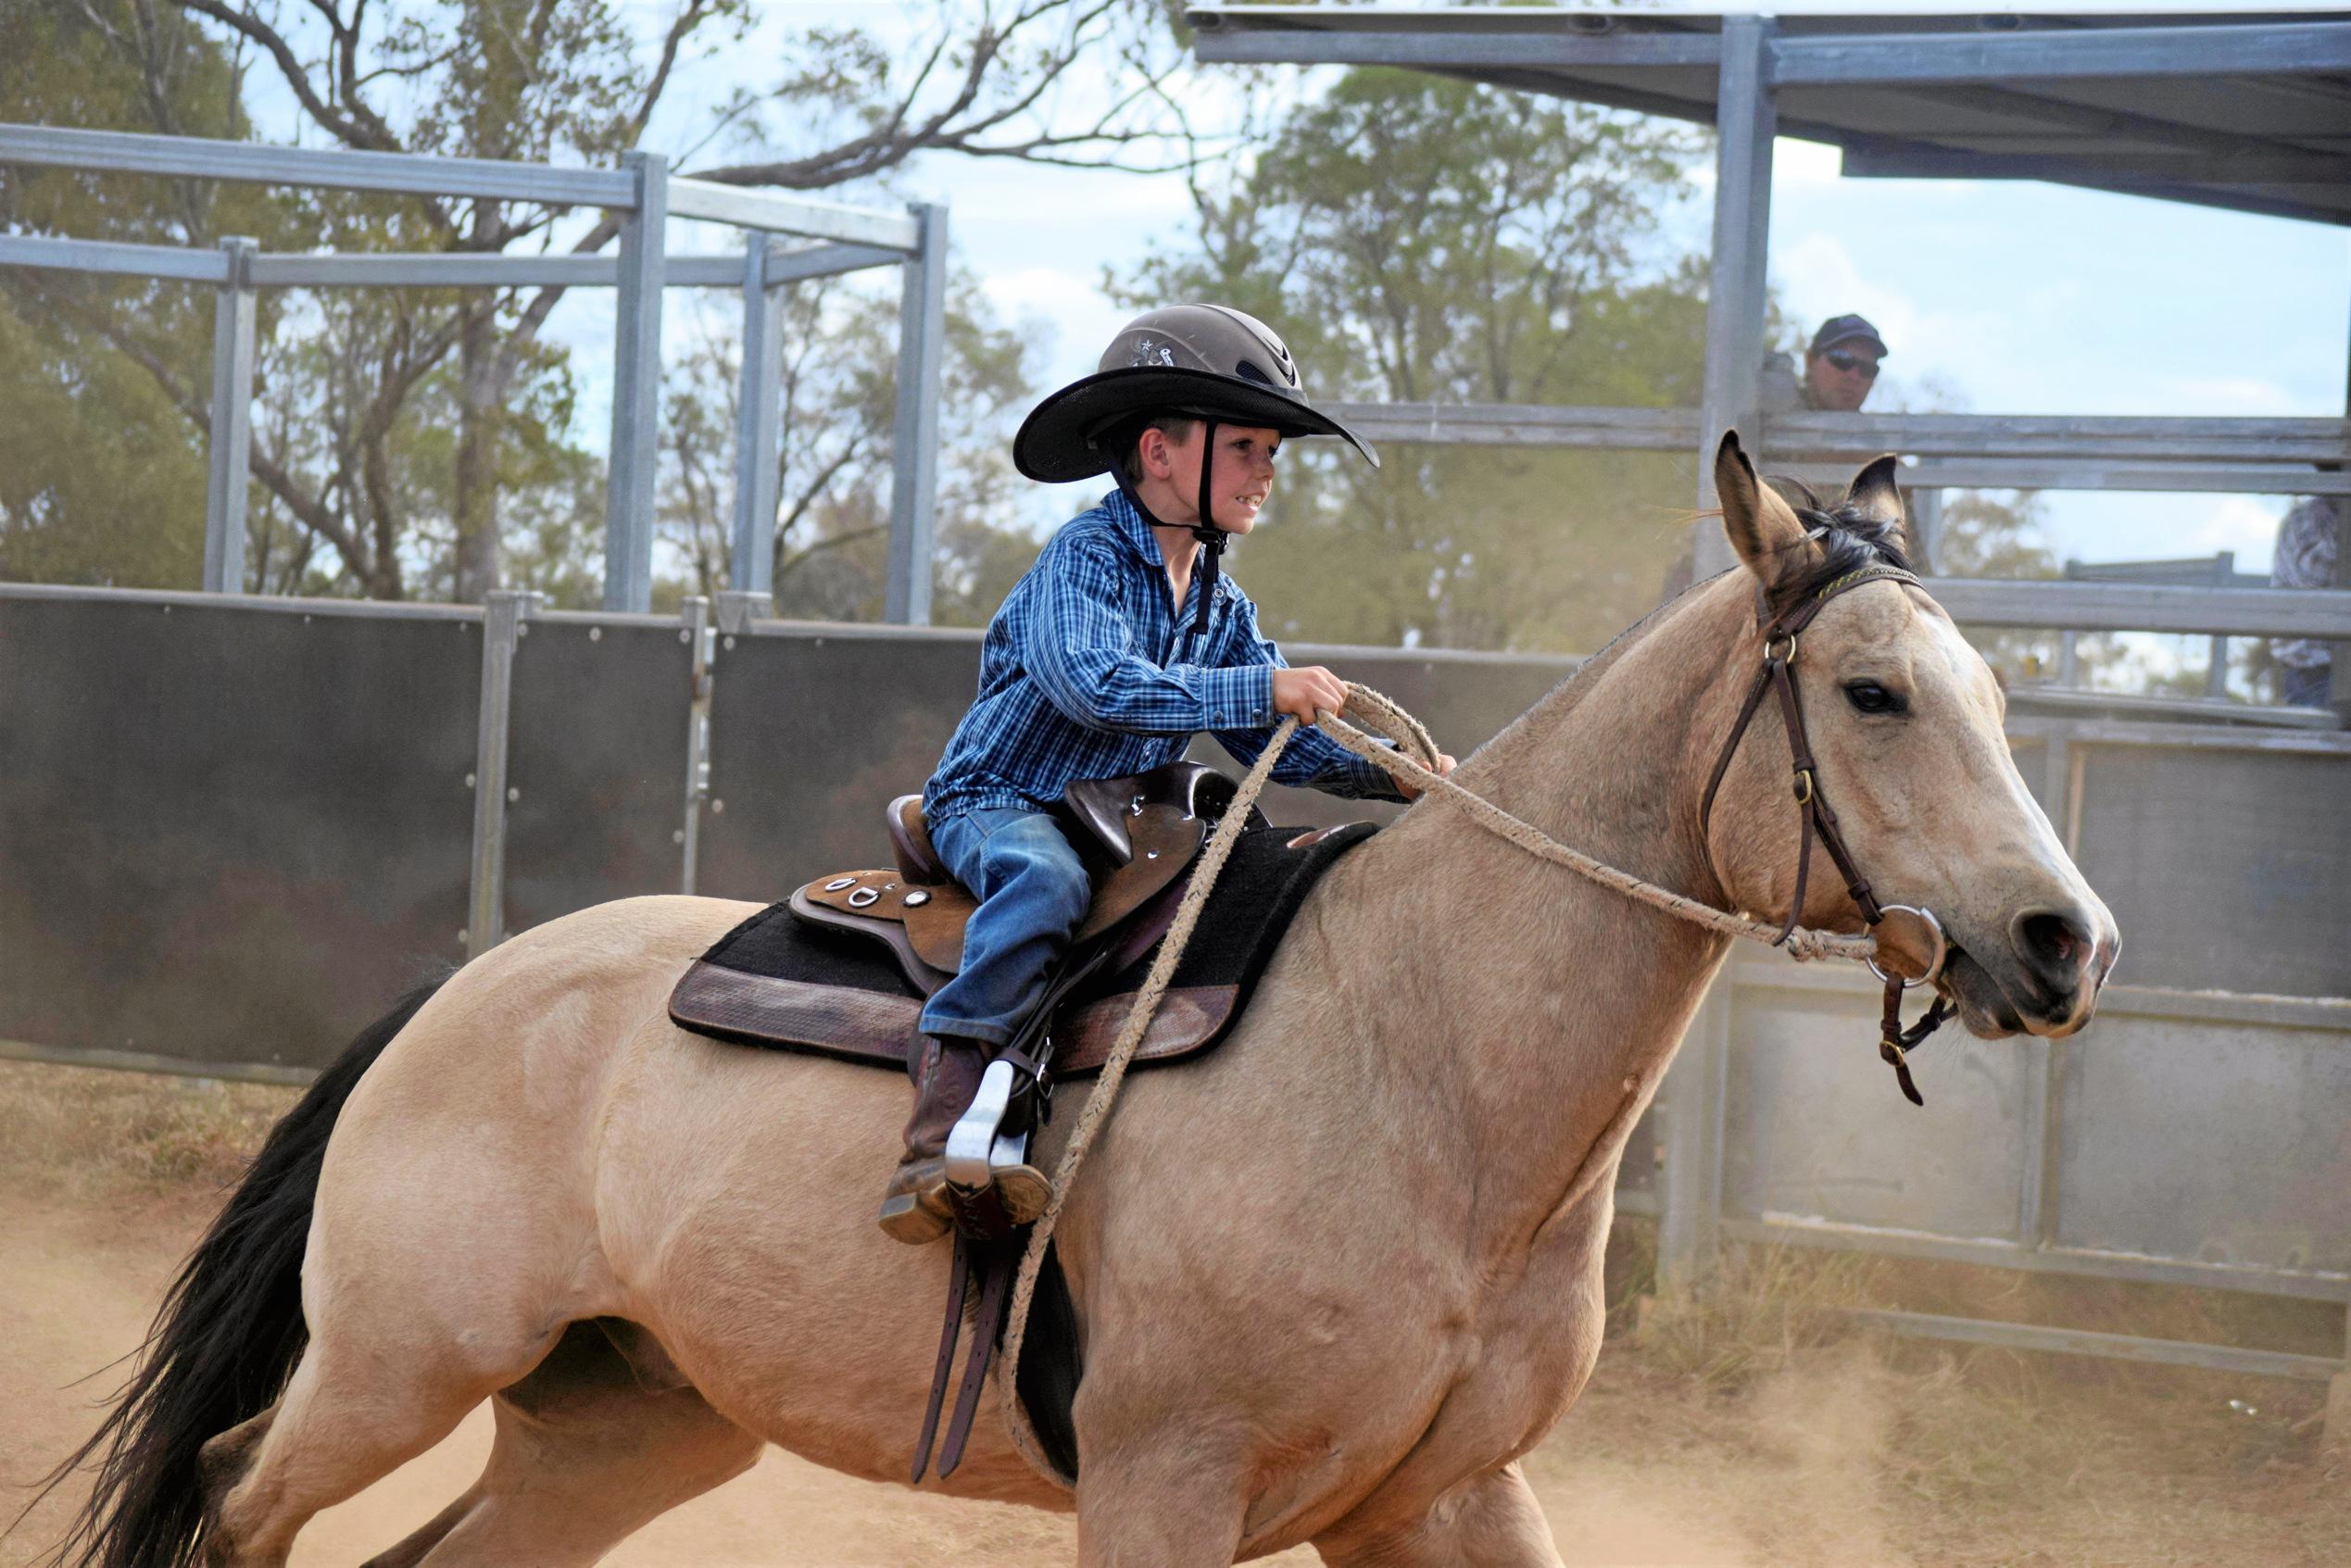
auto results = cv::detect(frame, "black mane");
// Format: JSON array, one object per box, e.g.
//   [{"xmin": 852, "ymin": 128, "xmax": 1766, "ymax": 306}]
[{"xmin": 1766, "ymin": 477, "xmax": 1913, "ymax": 618}]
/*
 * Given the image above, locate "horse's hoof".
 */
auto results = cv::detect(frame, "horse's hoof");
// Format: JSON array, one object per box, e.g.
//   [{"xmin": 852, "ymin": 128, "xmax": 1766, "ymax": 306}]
[{"xmin": 877, "ymin": 1158, "xmax": 955, "ymax": 1245}]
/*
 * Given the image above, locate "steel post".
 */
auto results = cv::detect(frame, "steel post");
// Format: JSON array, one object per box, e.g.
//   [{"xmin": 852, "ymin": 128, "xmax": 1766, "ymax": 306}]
[
  {"xmin": 1658, "ymin": 983, "xmax": 1732, "ymax": 1293},
  {"xmin": 1907, "ymin": 486, "xmax": 1943, "ymax": 573},
  {"xmin": 604, "ymin": 150, "xmax": 668, "ymax": 613},
  {"xmin": 885, "ymin": 203, "xmax": 948, "ymax": 625},
  {"xmin": 466, "ymin": 591, "xmax": 536, "ymax": 955},
  {"xmin": 732, "ymin": 241, "xmax": 785, "ymax": 596},
  {"xmin": 202, "ymin": 236, "xmax": 258, "ymax": 593},
  {"xmin": 1660, "ymin": 15, "xmax": 1774, "ymax": 1292},
  {"xmin": 679, "ymin": 596, "xmax": 712, "ymax": 894},
  {"xmin": 1691, "ymin": 15, "xmax": 1777, "ymax": 578}
]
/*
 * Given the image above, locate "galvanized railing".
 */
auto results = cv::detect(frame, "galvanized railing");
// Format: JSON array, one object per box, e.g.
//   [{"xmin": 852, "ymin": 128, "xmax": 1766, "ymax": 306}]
[{"xmin": 0, "ymin": 123, "xmax": 948, "ymax": 621}]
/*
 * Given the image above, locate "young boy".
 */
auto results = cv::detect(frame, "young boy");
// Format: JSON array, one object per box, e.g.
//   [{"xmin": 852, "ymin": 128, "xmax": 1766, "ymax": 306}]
[{"xmin": 880, "ymin": 304, "xmax": 1456, "ymax": 1244}]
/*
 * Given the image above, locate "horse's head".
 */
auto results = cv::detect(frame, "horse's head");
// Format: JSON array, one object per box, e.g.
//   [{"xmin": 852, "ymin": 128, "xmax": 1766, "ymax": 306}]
[{"xmin": 1703, "ymin": 433, "xmax": 2118, "ymax": 1038}]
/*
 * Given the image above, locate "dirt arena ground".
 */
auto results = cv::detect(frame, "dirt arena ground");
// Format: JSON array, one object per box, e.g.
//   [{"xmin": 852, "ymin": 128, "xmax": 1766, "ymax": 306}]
[{"xmin": 4, "ymin": 1060, "xmax": 2345, "ymax": 1567}]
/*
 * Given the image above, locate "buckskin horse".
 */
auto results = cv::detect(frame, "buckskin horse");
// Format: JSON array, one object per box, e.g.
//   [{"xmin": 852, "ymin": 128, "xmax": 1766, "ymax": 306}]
[{"xmin": 46, "ymin": 436, "xmax": 2115, "ymax": 1567}]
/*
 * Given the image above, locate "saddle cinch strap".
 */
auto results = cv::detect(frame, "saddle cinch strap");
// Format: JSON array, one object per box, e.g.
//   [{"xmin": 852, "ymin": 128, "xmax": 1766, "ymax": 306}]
[{"xmin": 790, "ymin": 760, "xmax": 1255, "ymax": 994}]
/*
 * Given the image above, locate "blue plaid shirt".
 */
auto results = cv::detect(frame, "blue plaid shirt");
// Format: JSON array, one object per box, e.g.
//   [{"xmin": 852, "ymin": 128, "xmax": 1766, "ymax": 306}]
[{"xmin": 924, "ymin": 490, "xmax": 1405, "ymax": 822}]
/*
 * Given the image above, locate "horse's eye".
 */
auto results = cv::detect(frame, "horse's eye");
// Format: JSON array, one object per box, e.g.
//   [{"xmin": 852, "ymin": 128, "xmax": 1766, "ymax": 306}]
[{"xmin": 1843, "ymin": 680, "xmax": 1904, "ymax": 715}]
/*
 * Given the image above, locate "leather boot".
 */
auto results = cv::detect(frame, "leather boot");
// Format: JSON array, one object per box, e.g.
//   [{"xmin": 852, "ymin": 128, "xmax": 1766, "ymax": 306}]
[
  {"xmin": 877, "ymin": 1035, "xmax": 1052, "ymax": 1245},
  {"xmin": 877, "ymin": 1035, "xmax": 986, "ymax": 1244}
]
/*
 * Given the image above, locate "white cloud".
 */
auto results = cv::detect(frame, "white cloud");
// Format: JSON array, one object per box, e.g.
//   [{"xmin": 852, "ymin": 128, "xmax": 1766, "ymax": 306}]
[
  {"xmin": 2147, "ymin": 376, "xmax": 2306, "ymax": 418},
  {"xmin": 2186, "ymin": 495, "xmax": 2293, "ymax": 572},
  {"xmin": 1772, "ymin": 230, "xmax": 2007, "ymax": 386}
]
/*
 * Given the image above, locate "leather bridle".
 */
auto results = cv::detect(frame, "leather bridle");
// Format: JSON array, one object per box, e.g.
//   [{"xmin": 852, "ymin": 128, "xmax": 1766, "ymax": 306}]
[{"xmin": 1698, "ymin": 562, "xmax": 1955, "ymax": 1105}]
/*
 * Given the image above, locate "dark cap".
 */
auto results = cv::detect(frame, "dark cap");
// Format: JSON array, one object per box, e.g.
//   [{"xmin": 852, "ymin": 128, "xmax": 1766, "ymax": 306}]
[{"xmin": 1808, "ymin": 314, "xmax": 1890, "ymax": 358}]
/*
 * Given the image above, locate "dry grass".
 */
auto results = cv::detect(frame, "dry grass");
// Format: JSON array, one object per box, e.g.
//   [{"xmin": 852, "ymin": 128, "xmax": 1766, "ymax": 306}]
[
  {"xmin": 1589, "ymin": 1218, "xmax": 2351, "ymax": 1565},
  {"xmin": 0, "ymin": 1060, "xmax": 298, "ymax": 1201}
]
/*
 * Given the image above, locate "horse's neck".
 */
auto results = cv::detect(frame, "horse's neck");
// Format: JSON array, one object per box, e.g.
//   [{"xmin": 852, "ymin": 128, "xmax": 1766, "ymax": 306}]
[{"xmin": 1325, "ymin": 579, "xmax": 1753, "ymax": 1251}]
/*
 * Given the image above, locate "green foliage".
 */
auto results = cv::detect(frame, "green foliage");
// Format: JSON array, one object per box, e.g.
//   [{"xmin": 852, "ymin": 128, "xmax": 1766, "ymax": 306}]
[
  {"xmin": 1116, "ymin": 69, "xmax": 1706, "ymax": 653},
  {"xmin": 0, "ymin": 0, "xmax": 287, "ymax": 586},
  {"xmin": 0, "ymin": 283, "xmax": 207, "ymax": 586}
]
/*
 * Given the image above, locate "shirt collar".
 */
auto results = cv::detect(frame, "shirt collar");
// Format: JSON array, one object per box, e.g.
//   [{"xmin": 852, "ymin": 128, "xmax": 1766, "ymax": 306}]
[
  {"xmin": 1101, "ymin": 487, "xmax": 1166, "ymax": 568},
  {"xmin": 1099, "ymin": 486, "xmax": 1232, "ymax": 612}
]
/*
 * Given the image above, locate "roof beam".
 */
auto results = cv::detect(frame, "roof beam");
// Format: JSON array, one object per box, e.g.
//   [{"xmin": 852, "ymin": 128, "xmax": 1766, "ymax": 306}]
[
  {"xmin": 1842, "ymin": 145, "xmax": 2351, "ymax": 189},
  {"xmin": 1189, "ymin": 25, "xmax": 1717, "ymax": 71},
  {"xmin": 1769, "ymin": 21, "xmax": 2351, "ymax": 86}
]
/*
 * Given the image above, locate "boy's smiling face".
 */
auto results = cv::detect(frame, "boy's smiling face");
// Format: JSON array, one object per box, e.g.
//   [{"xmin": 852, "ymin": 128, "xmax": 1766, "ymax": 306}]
[{"xmin": 1136, "ymin": 421, "xmax": 1283, "ymax": 534}]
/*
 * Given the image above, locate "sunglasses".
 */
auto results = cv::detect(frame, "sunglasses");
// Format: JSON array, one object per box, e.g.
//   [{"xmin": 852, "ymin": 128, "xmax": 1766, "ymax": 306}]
[{"xmin": 1823, "ymin": 351, "xmax": 1880, "ymax": 378}]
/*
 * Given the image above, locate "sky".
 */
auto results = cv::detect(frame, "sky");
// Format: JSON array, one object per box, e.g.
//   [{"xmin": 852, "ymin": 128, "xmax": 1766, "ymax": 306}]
[
  {"xmin": 233, "ymin": 1, "xmax": 2351, "ymax": 577},
  {"xmin": 647, "ymin": 3, "xmax": 2350, "ymax": 575}
]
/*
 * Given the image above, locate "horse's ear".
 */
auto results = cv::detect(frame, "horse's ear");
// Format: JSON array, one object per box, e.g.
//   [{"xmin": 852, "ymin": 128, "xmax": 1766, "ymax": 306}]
[
  {"xmin": 1843, "ymin": 453, "xmax": 1906, "ymax": 541},
  {"xmin": 1714, "ymin": 431, "xmax": 1812, "ymax": 587}
]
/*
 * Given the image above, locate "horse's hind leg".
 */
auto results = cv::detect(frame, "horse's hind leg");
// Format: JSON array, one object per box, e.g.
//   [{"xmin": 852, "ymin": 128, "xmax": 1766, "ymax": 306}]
[
  {"xmin": 204, "ymin": 1333, "xmax": 519, "ymax": 1568},
  {"xmin": 379, "ymin": 1320, "xmax": 761, "ymax": 1568}
]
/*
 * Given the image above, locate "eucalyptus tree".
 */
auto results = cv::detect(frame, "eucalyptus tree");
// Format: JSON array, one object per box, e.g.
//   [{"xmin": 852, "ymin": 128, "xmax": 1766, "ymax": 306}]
[
  {"xmin": 2, "ymin": 0, "xmax": 1184, "ymax": 602},
  {"xmin": 1121, "ymin": 67, "xmax": 1711, "ymax": 654}
]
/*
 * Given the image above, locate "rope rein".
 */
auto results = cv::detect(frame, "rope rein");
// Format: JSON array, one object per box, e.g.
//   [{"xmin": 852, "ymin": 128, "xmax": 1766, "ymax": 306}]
[
  {"xmin": 997, "ymin": 681, "xmax": 1882, "ymax": 1486},
  {"xmin": 1318, "ymin": 686, "xmax": 1879, "ymax": 963}
]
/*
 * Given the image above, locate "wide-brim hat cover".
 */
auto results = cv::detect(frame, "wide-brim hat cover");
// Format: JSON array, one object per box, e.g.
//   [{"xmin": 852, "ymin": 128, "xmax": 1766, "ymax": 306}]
[{"xmin": 1013, "ymin": 304, "xmax": 1380, "ymax": 483}]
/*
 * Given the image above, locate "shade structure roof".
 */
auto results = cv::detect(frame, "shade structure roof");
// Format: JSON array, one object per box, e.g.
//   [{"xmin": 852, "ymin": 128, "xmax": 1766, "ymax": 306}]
[{"xmin": 1185, "ymin": 5, "xmax": 2351, "ymax": 228}]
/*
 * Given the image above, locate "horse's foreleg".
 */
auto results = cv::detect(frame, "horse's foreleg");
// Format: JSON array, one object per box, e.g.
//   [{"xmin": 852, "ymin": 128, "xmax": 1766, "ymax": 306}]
[
  {"xmin": 1074, "ymin": 1449, "xmax": 1250, "ymax": 1568},
  {"xmin": 1310, "ymin": 1462, "xmax": 1564, "ymax": 1568}
]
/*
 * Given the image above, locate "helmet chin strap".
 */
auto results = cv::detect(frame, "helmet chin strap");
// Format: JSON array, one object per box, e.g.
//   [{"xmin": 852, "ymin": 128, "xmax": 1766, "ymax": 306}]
[
  {"xmin": 1096, "ymin": 419, "xmax": 1226, "ymax": 637},
  {"xmin": 1187, "ymin": 417, "xmax": 1224, "ymax": 637}
]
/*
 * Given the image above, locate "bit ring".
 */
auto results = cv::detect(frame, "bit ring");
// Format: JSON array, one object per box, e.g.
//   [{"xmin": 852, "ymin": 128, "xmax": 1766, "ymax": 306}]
[{"xmin": 1868, "ymin": 904, "xmax": 1947, "ymax": 990}]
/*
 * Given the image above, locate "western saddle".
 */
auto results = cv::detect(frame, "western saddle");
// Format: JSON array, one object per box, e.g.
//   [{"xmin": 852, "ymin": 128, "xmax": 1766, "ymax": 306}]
[{"xmin": 789, "ymin": 760, "xmax": 1258, "ymax": 997}]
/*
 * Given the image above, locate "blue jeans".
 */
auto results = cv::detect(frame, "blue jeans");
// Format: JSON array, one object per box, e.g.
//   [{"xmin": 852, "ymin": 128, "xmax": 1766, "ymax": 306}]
[{"xmin": 918, "ymin": 807, "xmax": 1091, "ymax": 1047}]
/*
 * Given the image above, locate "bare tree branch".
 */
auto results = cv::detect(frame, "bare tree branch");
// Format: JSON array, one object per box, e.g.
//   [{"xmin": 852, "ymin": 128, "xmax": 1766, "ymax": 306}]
[{"xmin": 168, "ymin": 0, "xmax": 389, "ymax": 150}]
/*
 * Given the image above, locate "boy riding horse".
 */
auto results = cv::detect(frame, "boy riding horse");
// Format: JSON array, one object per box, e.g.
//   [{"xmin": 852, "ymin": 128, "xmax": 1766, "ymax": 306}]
[{"xmin": 880, "ymin": 304, "xmax": 1457, "ymax": 1243}]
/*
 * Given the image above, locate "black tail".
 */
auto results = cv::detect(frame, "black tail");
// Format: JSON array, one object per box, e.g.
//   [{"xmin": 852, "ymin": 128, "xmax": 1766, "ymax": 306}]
[{"xmin": 22, "ymin": 980, "xmax": 446, "ymax": 1568}]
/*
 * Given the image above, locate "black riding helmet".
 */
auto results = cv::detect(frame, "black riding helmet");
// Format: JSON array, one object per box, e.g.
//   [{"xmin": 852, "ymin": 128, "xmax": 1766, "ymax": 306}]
[{"xmin": 1014, "ymin": 305, "xmax": 1380, "ymax": 633}]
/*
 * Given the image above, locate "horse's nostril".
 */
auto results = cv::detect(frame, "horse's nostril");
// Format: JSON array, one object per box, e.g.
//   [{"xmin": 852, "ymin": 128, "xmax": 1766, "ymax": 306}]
[{"xmin": 2016, "ymin": 910, "xmax": 2090, "ymax": 981}]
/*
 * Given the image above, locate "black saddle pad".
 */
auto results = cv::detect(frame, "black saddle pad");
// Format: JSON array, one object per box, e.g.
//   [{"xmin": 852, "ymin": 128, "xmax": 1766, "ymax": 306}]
[{"xmin": 669, "ymin": 822, "xmax": 1378, "ymax": 1073}]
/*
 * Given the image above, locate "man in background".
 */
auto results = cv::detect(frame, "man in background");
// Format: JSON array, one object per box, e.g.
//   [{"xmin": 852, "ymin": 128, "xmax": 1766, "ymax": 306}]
[
  {"xmin": 2271, "ymin": 495, "xmax": 2339, "ymax": 708},
  {"xmin": 1763, "ymin": 314, "xmax": 1889, "ymax": 414}
]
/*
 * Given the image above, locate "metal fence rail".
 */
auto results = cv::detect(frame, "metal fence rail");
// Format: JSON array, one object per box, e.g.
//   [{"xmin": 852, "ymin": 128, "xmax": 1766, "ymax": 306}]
[{"xmin": 0, "ymin": 123, "xmax": 945, "ymax": 620}]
